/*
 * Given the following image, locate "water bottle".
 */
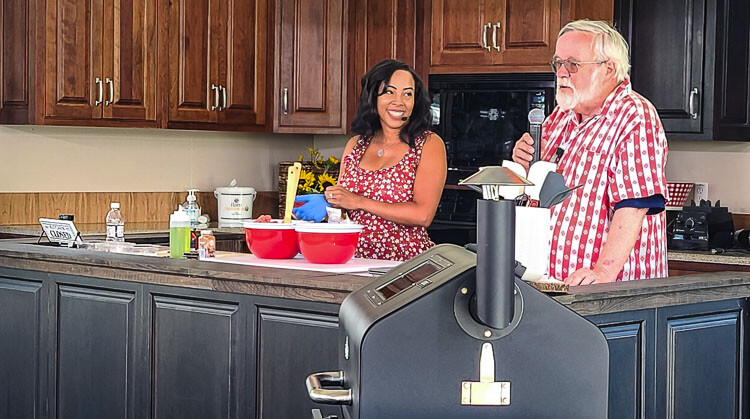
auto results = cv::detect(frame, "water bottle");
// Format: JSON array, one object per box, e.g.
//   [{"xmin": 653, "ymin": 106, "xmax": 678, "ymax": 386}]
[
  {"xmin": 184, "ymin": 189, "xmax": 201, "ymax": 227},
  {"xmin": 170, "ymin": 206, "xmax": 191, "ymax": 259},
  {"xmin": 106, "ymin": 202, "xmax": 125, "ymax": 242}
]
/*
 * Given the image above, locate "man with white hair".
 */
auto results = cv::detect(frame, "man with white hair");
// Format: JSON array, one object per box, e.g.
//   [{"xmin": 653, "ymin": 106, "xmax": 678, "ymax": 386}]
[{"xmin": 513, "ymin": 20, "xmax": 669, "ymax": 285}]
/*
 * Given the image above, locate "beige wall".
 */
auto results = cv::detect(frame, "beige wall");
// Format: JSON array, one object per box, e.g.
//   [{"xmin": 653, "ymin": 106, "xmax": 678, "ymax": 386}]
[
  {"xmin": 315, "ymin": 135, "xmax": 750, "ymax": 214},
  {"xmin": 4, "ymin": 128, "xmax": 746, "ymax": 213},
  {"xmin": 667, "ymin": 140, "xmax": 750, "ymax": 213},
  {"xmin": 1, "ymin": 125, "xmax": 312, "ymax": 193}
]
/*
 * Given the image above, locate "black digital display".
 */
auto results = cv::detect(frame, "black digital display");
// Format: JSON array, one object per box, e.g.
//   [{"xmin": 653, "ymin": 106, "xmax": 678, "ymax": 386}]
[{"xmin": 376, "ymin": 261, "xmax": 440, "ymax": 300}]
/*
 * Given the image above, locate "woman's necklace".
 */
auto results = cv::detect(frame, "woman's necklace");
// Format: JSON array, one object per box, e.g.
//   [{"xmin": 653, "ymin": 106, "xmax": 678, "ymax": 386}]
[{"xmin": 376, "ymin": 139, "xmax": 400, "ymax": 157}]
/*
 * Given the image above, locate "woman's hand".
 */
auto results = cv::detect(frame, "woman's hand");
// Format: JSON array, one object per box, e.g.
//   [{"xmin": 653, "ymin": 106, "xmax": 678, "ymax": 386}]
[{"xmin": 324, "ymin": 186, "xmax": 362, "ymax": 210}]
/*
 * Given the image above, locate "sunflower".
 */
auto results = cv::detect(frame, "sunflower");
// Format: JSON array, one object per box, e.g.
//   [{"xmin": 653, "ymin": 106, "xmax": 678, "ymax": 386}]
[{"xmin": 317, "ymin": 173, "xmax": 337, "ymax": 190}]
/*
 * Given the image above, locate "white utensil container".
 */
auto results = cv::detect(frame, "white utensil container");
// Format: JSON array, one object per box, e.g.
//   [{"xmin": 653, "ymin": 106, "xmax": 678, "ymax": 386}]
[
  {"xmin": 515, "ymin": 206, "xmax": 552, "ymax": 281},
  {"xmin": 214, "ymin": 186, "xmax": 257, "ymax": 227}
]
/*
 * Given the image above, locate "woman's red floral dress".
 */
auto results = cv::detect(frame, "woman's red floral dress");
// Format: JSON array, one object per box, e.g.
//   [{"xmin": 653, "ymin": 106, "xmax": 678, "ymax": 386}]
[{"xmin": 338, "ymin": 131, "xmax": 435, "ymax": 261}]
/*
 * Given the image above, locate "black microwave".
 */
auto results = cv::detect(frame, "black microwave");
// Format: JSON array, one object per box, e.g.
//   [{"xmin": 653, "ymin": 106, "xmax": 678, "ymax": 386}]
[{"xmin": 427, "ymin": 73, "xmax": 556, "ymax": 243}]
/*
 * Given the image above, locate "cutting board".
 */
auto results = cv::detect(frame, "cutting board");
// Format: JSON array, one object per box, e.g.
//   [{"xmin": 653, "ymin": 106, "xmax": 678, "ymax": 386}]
[{"xmin": 206, "ymin": 253, "xmax": 402, "ymax": 274}]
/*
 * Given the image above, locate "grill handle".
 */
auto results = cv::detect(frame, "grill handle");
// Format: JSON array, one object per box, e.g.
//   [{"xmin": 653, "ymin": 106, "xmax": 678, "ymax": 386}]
[{"xmin": 306, "ymin": 371, "xmax": 352, "ymax": 405}]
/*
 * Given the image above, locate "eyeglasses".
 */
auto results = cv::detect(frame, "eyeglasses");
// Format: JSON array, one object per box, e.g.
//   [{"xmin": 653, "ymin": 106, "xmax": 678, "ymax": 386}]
[{"xmin": 550, "ymin": 58, "xmax": 608, "ymax": 74}]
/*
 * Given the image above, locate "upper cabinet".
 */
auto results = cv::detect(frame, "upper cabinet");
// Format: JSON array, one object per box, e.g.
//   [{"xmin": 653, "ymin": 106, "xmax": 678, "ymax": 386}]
[
  {"xmin": 347, "ymin": 0, "xmax": 427, "ymax": 129},
  {"xmin": 0, "ymin": 0, "xmax": 33, "ymax": 124},
  {"xmin": 713, "ymin": 0, "xmax": 750, "ymax": 140},
  {"xmin": 166, "ymin": 0, "xmax": 267, "ymax": 129},
  {"xmin": 272, "ymin": 0, "xmax": 347, "ymax": 133},
  {"xmin": 43, "ymin": 0, "xmax": 157, "ymax": 124},
  {"xmin": 616, "ymin": 0, "xmax": 717, "ymax": 140},
  {"xmin": 430, "ymin": 0, "xmax": 561, "ymax": 73}
]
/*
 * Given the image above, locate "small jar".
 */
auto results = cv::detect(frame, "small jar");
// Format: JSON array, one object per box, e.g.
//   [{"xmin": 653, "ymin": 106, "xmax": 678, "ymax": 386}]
[{"xmin": 198, "ymin": 230, "xmax": 216, "ymax": 259}]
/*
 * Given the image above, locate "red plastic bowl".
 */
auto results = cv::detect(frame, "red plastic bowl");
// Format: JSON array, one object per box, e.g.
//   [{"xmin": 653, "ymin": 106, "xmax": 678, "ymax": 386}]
[
  {"xmin": 295, "ymin": 224, "xmax": 364, "ymax": 264},
  {"xmin": 243, "ymin": 221, "xmax": 299, "ymax": 259}
]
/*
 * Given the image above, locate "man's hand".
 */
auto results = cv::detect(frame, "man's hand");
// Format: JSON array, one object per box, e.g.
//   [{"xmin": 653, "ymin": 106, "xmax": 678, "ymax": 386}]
[
  {"xmin": 512, "ymin": 133, "xmax": 544, "ymax": 171},
  {"xmin": 565, "ymin": 267, "xmax": 616, "ymax": 286}
]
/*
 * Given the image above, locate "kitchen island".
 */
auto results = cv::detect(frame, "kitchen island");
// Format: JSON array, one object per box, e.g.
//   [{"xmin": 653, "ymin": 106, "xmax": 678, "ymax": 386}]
[{"xmin": 1, "ymin": 242, "xmax": 747, "ymax": 418}]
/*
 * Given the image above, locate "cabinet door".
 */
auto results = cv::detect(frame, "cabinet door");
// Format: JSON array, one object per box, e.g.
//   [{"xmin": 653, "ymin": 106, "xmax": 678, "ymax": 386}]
[
  {"xmin": 0, "ymin": 0, "xmax": 31, "ymax": 124},
  {"xmin": 588, "ymin": 309, "xmax": 656, "ymax": 419},
  {"xmin": 349, "ymin": 0, "xmax": 419, "ymax": 128},
  {"xmin": 655, "ymin": 300, "xmax": 747, "ymax": 418},
  {"xmin": 257, "ymin": 308, "xmax": 342, "ymax": 419},
  {"xmin": 623, "ymin": 0, "xmax": 715, "ymax": 136},
  {"xmin": 102, "ymin": 0, "xmax": 157, "ymax": 121},
  {"xmin": 167, "ymin": 0, "xmax": 220, "ymax": 123},
  {"xmin": 713, "ymin": 0, "xmax": 750, "ymax": 140},
  {"xmin": 431, "ymin": 0, "xmax": 502, "ymax": 67},
  {"xmin": 218, "ymin": 0, "xmax": 267, "ymax": 127},
  {"xmin": 498, "ymin": 0, "xmax": 559, "ymax": 66},
  {"xmin": 44, "ymin": 0, "xmax": 104, "ymax": 119},
  {"xmin": 0, "ymin": 274, "xmax": 46, "ymax": 419},
  {"xmin": 274, "ymin": 0, "xmax": 346, "ymax": 133}
]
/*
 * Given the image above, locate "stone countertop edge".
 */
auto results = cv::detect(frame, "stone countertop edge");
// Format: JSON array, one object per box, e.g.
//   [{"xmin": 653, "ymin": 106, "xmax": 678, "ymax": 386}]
[
  {"xmin": 668, "ymin": 250, "xmax": 750, "ymax": 266},
  {"xmin": 0, "ymin": 243, "xmax": 370, "ymax": 304},
  {"xmin": 1, "ymin": 242, "xmax": 750, "ymax": 314}
]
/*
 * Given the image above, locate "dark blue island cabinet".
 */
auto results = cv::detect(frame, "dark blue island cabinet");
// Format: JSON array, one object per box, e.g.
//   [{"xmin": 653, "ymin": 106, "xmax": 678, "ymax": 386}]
[
  {"xmin": 589, "ymin": 299, "xmax": 749, "ymax": 419},
  {"xmin": 2, "ymin": 242, "xmax": 750, "ymax": 419},
  {"xmin": 0, "ymin": 267, "xmax": 344, "ymax": 419}
]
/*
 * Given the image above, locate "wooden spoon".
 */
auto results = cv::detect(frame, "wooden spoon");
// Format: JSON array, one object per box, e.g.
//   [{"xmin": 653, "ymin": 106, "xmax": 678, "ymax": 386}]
[{"xmin": 283, "ymin": 162, "xmax": 302, "ymax": 223}]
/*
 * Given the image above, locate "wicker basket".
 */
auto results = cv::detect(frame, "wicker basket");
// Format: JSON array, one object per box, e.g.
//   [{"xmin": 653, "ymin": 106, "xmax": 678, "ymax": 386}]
[
  {"xmin": 278, "ymin": 161, "xmax": 339, "ymax": 218},
  {"xmin": 666, "ymin": 182, "xmax": 694, "ymax": 207}
]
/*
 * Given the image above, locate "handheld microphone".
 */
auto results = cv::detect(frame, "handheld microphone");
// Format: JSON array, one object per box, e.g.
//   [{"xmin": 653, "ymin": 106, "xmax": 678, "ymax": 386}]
[{"xmin": 527, "ymin": 108, "xmax": 545, "ymax": 164}]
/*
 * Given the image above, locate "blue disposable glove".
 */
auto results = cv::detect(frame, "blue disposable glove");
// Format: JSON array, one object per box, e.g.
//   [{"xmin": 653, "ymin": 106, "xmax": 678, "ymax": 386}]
[{"xmin": 293, "ymin": 194, "xmax": 331, "ymax": 223}]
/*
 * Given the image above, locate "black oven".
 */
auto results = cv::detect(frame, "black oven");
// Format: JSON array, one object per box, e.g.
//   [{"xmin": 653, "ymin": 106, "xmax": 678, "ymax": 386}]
[{"xmin": 427, "ymin": 73, "xmax": 556, "ymax": 244}]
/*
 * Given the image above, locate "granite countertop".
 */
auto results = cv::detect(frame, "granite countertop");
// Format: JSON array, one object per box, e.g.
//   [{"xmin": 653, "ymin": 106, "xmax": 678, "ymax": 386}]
[
  {"xmin": 0, "ymin": 222, "xmax": 245, "ymax": 236},
  {"xmin": 6, "ymin": 223, "xmax": 749, "ymax": 265},
  {"xmin": 2, "ymin": 242, "xmax": 750, "ymax": 316},
  {"xmin": 668, "ymin": 249, "xmax": 750, "ymax": 266}
]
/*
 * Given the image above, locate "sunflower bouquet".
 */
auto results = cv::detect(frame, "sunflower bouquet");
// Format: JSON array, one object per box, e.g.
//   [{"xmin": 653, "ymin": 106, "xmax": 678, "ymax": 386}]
[{"xmin": 296, "ymin": 147, "xmax": 340, "ymax": 195}]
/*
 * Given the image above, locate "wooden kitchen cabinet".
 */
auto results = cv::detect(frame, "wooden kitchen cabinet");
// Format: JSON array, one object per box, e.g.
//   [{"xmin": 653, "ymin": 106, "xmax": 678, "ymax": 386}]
[
  {"xmin": 272, "ymin": 0, "xmax": 347, "ymax": 133},
  {"xmin": 347, "ymin": 0, "xmax": 427, "ymax": 129},
  {"xmin": 166, "ymin": 0, "xmax": 267, "ymax": 129},
  {"xmin": 430, "ymin": 0, "xmax": 560, "ymax": 73},
  {"xmin": 43, "ymin": 0, "xmax": 157, "ymax": 124},
  {"xmin": 0, "ymin": 0, "xmax": 34, "ymax": 124},
  {"xmin": 712, "ymin": 0, "xmax": 750, "ymax": 141},
  {"xmin": 615, "ymin": 0, "xmax": 717, "ymax": 140}
]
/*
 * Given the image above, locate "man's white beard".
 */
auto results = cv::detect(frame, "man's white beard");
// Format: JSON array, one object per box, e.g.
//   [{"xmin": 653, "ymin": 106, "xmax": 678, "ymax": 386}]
[{"xmin": 556, "ymin": 69, "xmax": 602, "ymax": 111}]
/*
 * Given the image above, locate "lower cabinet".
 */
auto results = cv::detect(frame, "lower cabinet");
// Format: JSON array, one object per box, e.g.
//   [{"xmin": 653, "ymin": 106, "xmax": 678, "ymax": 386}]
[
  {"xmin": 2, "ymin": 265, "xmax": 747, "ymax": 419},
  {"xmin": 0, "ymin": 269, "xmax": 46, "ymax": 419},
  {"xmin": 0, "ymin": 268, "xmax": 341, "ymax": 419},
  {"xmin": 589, "ymin": 299, "xmax": 748, "ymax": 419}
]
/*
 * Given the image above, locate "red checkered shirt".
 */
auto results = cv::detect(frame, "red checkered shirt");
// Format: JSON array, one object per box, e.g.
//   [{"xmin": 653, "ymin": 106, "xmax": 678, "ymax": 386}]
[{"xmin": 541, "ymin": 80, "xmax": 669, "ymax": 282}]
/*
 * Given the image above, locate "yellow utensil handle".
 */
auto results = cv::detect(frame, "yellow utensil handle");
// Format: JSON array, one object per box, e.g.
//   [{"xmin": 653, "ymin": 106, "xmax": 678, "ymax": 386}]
[{"xmin": 284, "ymin": 165, "xmax": 300, "ymax": 222}]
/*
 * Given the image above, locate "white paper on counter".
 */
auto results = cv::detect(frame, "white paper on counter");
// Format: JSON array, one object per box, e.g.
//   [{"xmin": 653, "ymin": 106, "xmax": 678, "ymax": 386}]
[
  {"xmin": 515, "ymin": 206, "xmax": 552, "ymax": 281},
  {"xmin": 206, "ymin": 253, "xmax": 402, "ymax": 273}
]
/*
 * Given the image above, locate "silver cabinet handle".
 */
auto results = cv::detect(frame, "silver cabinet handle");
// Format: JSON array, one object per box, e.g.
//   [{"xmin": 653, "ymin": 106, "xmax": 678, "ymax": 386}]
[
  {"xmin": 105, "ymin": 77, "xmax": 114, "ymax": 106},
  {"xmin": 94, "ymin": 77, "xmax": 103, "ymax": 106},
  {"xmin": 221, "ymin": 85, "xmax": 227, "ymax": 111},
  {"xmin": 689, "ymin": 87, "xmax": 699, "ymax": 119},
  {"xmin": 211, "ymin": 84, "xmax": 220, "ymax": 111},
  {"xmin": 282, "ymin": 87, "xmax": 289, "ymax": 115},
  {"xmin": 306, "ymin": 371, "xmax": 351, "ymax": 405},
  {"xmin": 482, "ymin": 23, "xmax": 491, "ymax": 52},
  {"xmin": 492, "ymin": 23, "xmax": 501, "ymax": 51}
]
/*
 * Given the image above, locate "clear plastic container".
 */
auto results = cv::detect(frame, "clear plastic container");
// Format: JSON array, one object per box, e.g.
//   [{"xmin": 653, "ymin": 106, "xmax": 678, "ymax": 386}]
[
  {"xmin": 170, "ymin": 207, "xmax": 191, "ymax": 259},
  {"xmin": 198, "ymin": 230, "xmax": 216, "ymax": 259},
  {"xmin": 106, "ymin": 202, "xmax": 125, "ymax": 242}
]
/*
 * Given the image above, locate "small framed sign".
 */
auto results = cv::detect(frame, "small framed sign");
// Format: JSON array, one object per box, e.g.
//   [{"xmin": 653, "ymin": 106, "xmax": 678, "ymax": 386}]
[{"xmin": 38, "ymin": 218, "xmax": 82, "ymax": 246}]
